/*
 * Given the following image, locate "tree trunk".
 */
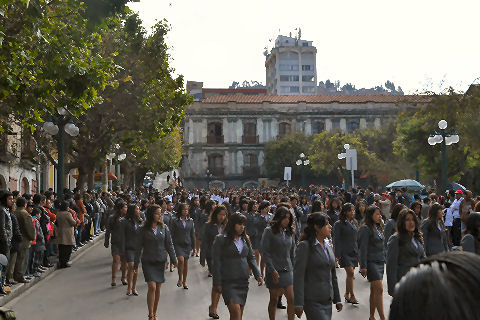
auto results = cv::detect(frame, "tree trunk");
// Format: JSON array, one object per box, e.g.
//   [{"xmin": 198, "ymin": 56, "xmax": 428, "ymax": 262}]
[
  {"xmin": 77, "ymin": 166, "xmax": 87, "ymax": 191},
  {"xmin": 87, "ymin": 166, "xmax": 95, "ymax": 191}
]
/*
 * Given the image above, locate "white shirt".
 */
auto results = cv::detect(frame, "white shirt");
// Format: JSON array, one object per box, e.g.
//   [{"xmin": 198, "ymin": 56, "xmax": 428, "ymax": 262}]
[
  {"xmin": 233, "ymin": 238, "xmax": 244, "ymax": 254},
  {"xmin": 450, "ymin": 197, "xmax": 463, "ymax": 219},
  {"xmin": 315, "ymin": 238, "xmax": 331, "ymax": 262}
]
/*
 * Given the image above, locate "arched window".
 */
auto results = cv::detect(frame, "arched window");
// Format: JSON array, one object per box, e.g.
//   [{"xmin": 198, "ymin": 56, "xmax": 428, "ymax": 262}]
[
  {"xmin": 312, "ymin": 121, "xmax": 325, "ymax": 134},
  {"xmin": 207, "ymin": 122, "xmax": 223, "ymax": 144},
  {"xmin": 242, "ymin": 123, "xmax": 258, "ymax": 144},
  {"xmin": 21, "ymin": 177, "xmax": 29, "ymax": 194},
  {"xmin": 347, "ymin": 120, "xmax": 360, "ymax": 132},
  {"xmin": 278, "ymin": 122, "xmax": 291, "ymax": 137},
  {"xmin": 0, "ymin": 175, "xmax": 6, "ymax": 190},
  {"xmin": 208, "ymin": 154, "xmax": 224, "ymax": 176}
]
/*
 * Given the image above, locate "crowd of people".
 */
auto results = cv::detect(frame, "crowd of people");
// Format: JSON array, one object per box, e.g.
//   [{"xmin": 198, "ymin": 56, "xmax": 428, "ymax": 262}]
[{"xmin": 1, "ymin": 184, "xmax": 480, "ymax": 320}]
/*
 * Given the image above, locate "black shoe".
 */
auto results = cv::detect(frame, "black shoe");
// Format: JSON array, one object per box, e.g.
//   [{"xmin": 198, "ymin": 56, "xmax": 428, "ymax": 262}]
[
  {"xmin": 209, "ymin": 306, "xmax": 219, "ymax": 319},
  {"xmin": 277, "ymin": 297, "xmax": 286, "ymax": 309}
]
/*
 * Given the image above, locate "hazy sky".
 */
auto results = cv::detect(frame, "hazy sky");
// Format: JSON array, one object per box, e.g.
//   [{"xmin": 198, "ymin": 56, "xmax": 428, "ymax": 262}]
[{"xmin": 128, "ymin": 0, "xmax": 480, "ymax": 93}]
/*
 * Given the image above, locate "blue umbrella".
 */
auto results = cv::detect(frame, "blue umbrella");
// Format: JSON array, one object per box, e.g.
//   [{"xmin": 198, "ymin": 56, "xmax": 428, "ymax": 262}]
[
  {"xmin": 386, "ymin": 179, "xmax": 425, "ymax": 190},
  {"xmin": 446, "ymin": 182, "xmax": 466, "ymax": 192}
]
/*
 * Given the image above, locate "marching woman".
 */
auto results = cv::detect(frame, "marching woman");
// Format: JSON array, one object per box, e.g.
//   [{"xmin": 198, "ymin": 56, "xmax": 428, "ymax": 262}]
[
  {"xmin": 256, "ymin": 200, "xmax": 272, "ymax": 277},
  {"xmin": 245, "ymin": 200, "xmax": 259, "ymax": 262},
  {"xmin": 261, "ymin": 206, "xmax": 295, "ymax": 320},
  {"xmin": 420, "ymin": 203, "xmax": 449, "ymax": 256},
  {"xmin": 198, "ymin": 200, "xmax": 215, "ymax": 257},
  {"xmin": 386, "ymin": 209, "xmax": 426, "ymax": 296},
  {"xmin": 326, "ymin": 198, "xmax": 341, "ymax": 226},
  {"xmin": 461, "ymin": 212, "xmax": 480, "ymax": 254},
  {"xmin": 189, "ymin": 196, "xmax": 201, "ymax": 257},
  {"xmin": 212, "ymin": 213, "xmax": 263, "ymax": 320},
  {"xmin": 135, "ymin": 205, "xmax": 177, "ymax": 320},
  {"xmin": 200, "ymin": 205, "xmax": 228, "ymax": 319},
  {"xmin": 354, "ymin": 200, "xmax": 367, "ymax": 224},
  {"xmin": 104, "ymin": 200, "xmax": 127, "ymax": 287},
  {"xmin": 124, "ymin": 204, "xmax": 144, "ymax": 296},
  {"xmin": 384, "ymin": 204, "xmax": 404, "ymax": 250},
  {"xmin": 293, "ymin": 212, "xmax": 342, "ymax": 320},
  {"xmin": 358, "ymin": 205, "xmax": 386, "ymax": 320},
  {"xmin": 332, "ymin": 203, "xmax": 359, "ymax": 304},
  {"xmin": 170, "ymin": 203, "xmax": 195, "ymax": 289}
]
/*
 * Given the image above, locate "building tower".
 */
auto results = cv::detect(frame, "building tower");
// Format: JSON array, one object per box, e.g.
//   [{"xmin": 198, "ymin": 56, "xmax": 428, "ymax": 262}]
[{"xmin": 265, "ymin": 33, "xmax": 317, "ymax": 95}]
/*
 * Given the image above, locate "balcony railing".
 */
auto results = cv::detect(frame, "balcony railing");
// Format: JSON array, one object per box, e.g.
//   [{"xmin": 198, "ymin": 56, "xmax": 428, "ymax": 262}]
[
  {"xmin": 207, "ymin": 135, "xmax": 224, "ymax": 144},
  {"xmin": 242, "ymin": 166, "xmax": 260, "ymax": 177},
  {"xmin": 242, "ymin": 135, "xmax": 259, "ymax": 144},
  {"xmin": 208, "ymin": 167, "xmax": 224, "ymax": 177}
]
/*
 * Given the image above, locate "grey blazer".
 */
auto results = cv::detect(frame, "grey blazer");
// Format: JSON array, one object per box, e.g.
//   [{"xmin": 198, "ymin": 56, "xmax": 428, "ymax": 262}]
[
  {"xmin": 169, "ymin": 217, "xmax": 196, "ymax": 249},
  {"xmin": 293, "ymin": 240, "xmax": 341, "ymax": 306},
  {"xmin": 212, "ymin": 235, "xmax": 261, "ymax": 286},
  {"xmin": 104, "ymin": 216, "xmax": 125, "ymax": 249},
  {"xmin": 200, "ymin": 222, "xmax": 223, "ymax": 264},
  {"xmin": 357, "ymin": 225, "xmax": 385, "ymax": 269},
  {"xmin": 461, "ymin": 234, "xmax": 480, "ymax": 254},
  {"xmin": 123, "ymin": 218, "xmax": 143, "ymax": 252},
  {"xmin": 261, "ymin": 227, "xmax": 295, "ymax": 273},
  {"xmin": 420, "ymin": 220, "xmax": 449, "ymax": 256},
  {"xmin": 135, "ymin": 224, "xmax": 177, "ymax": 268},
  {"xmin": 384, "ymin": 219, "xmax": 397, "ymax": 250},
  {"xmin": 332, "ymin": 219, "xmax": 359, "ymax": 260},
  {"xmin": 386, "ymin": 234, "xmax": 426, "ymax": 294}
]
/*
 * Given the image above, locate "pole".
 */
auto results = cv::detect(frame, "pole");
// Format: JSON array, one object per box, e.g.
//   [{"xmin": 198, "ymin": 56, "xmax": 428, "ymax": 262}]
[
  {"xmin": 351, "ymin": 169, "xmax": 355, "ymax": 189},
  {"xmin": 301, "ymin": 164, "xmax": 305, "ymax": 188},
  {"xmin": 441, "ymin": 131, "xmax": 448, "ymax": 192},
  {"xmin": 56, "ymin": 121, "xmax": 65, "ymax": 200},
  {"xmin": 114, "ymin": 159, "xmax": 119, "ymax": 189}
]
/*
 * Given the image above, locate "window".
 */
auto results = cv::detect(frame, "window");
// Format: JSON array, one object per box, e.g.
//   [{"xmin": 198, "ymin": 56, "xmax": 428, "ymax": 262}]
[
  {"xmin": 302, "ymin": 86, "xmax": 315, "ymax": 93},
  {"xmin": 302, "ymin": 75, "xmax": 314, "ymax": 82},
  {"xmin": 302, "ymin": 65, "xmax": 311, "ymax": 71},
  {"xmin": 367, "ymin": 118, "xmax": 375, "ymax": 127},
  {"xmin": 331, "ymin": 119, "xmax": 340, "ymax": 130},
  {"xmin": 289, "ymin": 86, "xmax": 299, "ymax": 93},
  {"xmin": 302, "ymin": 42, "xmax": 309, "ymax": 47},
  {"xmin": 279, "ymin": 64, "xmax": 299, "ymax": 71},
  {"xmin": 280, "ymin": 75, "xmax": 299, "ymax": 82},
  {"xmin": 279, "ymin": 122, "xmax": 291, "ymax": 137},
  {"xmin": 347, "ymin": 120, "xmax": 360, "ymax": 132},
  {"xmin": 243, "ymin": 122, "xmax": 256, "ymax": 136},
  {"xmin": 312, "ymin": 121, "xmax": 325, "ymax": 134},
  {"xmin": 207, "ymin": 122, "xmax": 223, "ymax": 144},
  {"xmin": 208, "ymin": 154, "xmax": 224, "ymax": 176},
  {"xmin": 244, "ymin": 154, "xmax": 258, "ymax": 168}
]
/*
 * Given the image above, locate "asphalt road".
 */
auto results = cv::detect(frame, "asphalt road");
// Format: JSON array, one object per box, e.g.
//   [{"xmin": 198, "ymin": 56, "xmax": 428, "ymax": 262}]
[{"xmin": 7, "ymin": 241, "xmax": 392, "ymax": 319}]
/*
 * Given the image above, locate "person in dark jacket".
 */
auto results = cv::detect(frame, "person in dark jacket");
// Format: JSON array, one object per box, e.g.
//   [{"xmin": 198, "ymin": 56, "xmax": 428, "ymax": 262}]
[
  {"xmin": 358, "ymin": 205, "xmax": 386, "ymax": 320},
  {"xmin": 212, "ymin": 213, "xmax": 263, "ymax": 320},
  {"xmin": 0, "ymin": 190, "xmax": 14, "ymax": 292},
  {"xmin": 189, "ymin": 196, "xmax": 201, "ymax": 257},
  {"xmin": 123, "ymin": 204, "xmax": 143, "ymax": 296},
  {"xmin": 31, "ymin": 207, "xmax": 45, "ymax": 278},
  {"xmin": 332, "ymin": 202, "xmax": 359, "ymax": 304},
  {"xmin": 461, "ymin": 212, "xmax": 480, "ymax": 254},
  {"xmin": 326, "ymin": 198, "xmax": 340, "ymax": 226},
  {"xmin": 386, "ymin": 209, "xmax": 426, "ymax": 296},
  {"xmin": 12, "ymin": 197, "xmax": 35, "ymax": 284},
  {"xmin": 170, "ymin": 203, "xmax": 195, "ymax": 289},
  {"xmin": 200, "ymin": 205, "xmax": 227, "ymax": 319},
  {"xmin": 135, "ymin": 205, "xmax": 177, "ymax": 320},
  {"xmin": 104, "ymin": 201, "xmax": 127, "ymax": 286},
  {"xmin": 420, "ymin": 203, "xmax": 449, "ymax": 256},
  {"xmin": 384, "ymin": 204, "xmax": 405, "ymax": 251},
  {"xmin": 261, "ymin": 206, "xmax": 296, "ymax": 320},
  {"xmin": 293, "ymin": 212, "xmax": 342, "ymax": 320},
  {"xmin": 6, "ymin": 199, "xmax": 22, "ymax": 284},
  {"xmin": 255, "ymin": 200, "xmax": 273, "ymax": 278}
]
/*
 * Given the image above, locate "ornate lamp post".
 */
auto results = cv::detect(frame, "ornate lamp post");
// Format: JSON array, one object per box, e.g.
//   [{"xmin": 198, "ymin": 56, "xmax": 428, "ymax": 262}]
[
  {"xmin": 42, "ymin": 107, "xmax": 80, "ymax": 199},
  {"xmin": 427, "ymin": 120, "xmax": 459, "ymax": 192},
  {"xmin": 296, "ymin": 153, "xmax": 310, "ymax": 188}
]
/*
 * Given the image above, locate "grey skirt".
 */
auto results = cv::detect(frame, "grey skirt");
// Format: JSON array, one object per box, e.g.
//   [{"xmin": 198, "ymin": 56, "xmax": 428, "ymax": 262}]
[
  {"xmin": 125, "ymin": 250, "xmax": 138, "ymax": 264},
  {"xmin": 111, "ymin": 245, "xmax": 124, "ymax": 257},
  {"xmin": 367, "ymin": 261, "xmax": 384, "ymax": 282},
  {"xmin": 142, "ymin": 261, "xmax": 166, "ymax": 283},
  {"xmin": 266, "ymin": 270, "xmax": 293, "ymax": 289},
  {"xmin": 174, "ymin": 245, "xmax": 192, "ymax": 259},
  {"xmin": 222, "ymin": 281, "xmax": 250, "ymax": 305},
  {"xmin": 338, "ymin": 253, "xmax": 358, "ymax": 268}
]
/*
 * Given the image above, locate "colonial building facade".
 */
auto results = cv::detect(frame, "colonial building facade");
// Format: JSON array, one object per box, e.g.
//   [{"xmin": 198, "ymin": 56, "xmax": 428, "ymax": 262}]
[{"xmin": 182, "ymin": 94, "xmax": 427, "ymax": 189}]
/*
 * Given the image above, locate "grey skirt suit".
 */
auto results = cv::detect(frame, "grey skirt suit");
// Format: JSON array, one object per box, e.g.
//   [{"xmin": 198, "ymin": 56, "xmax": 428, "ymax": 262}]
[
  {"xmin": 261, "ymin": 227, "xmax": 295, "ymax": 289},
  {"xmin": 135, "ymin": 224, "xmax": 177, "ymax": 283},
  {"xmin": 200, "ymin": 222, "xmax": 223, "ymax": 272},
  {"xmin": 170, "ymin": 217, "xmax": 196, "ymax": 258},
  {"xmin": 357, "ymin": 225, "xmax": 385, "ymax": 282},
  {"xmin": 123, "ymin": 218, "xmax": 142, "ymax": 263},
  {"xmin": 104, "ymin": 216, "xmax": 125, "ymax": 256},
  {"xmin": 255, "ymin": 213, "xmax": 273, "ymax": 253},
  {"xmin": 420, "ymin": 219, "xmax": 449, "ymax": 256},
  {"xmin": 332, "ymin": 219, "xmax": 359, "ymax": 268},
  {"xmin": 212, "ymin": 235, "xmax": 261, "ymax": 305}
]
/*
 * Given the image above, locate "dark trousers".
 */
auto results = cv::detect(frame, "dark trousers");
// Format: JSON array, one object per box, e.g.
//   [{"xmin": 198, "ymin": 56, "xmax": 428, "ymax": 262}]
[
  {"xmin": 58, "ymin": 244, "xmax": 73, "ymax": 267},
  {"xmin": 452, "ymin": 218, "xmax": 462, "ymax": 246}
]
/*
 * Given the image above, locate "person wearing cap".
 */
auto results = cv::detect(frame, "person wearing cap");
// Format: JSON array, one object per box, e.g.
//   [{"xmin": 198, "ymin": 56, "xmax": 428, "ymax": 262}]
[{"xmin": 448, "ymin": 190, "xmax": 464, "ymax": 246}]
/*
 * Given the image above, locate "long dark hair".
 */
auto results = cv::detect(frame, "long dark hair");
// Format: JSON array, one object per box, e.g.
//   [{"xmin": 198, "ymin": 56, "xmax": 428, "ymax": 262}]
[
  {"xmin": 311, "ymin": 200, "xmax": 323, "ymax": 213},
  {"xmin": 391, "ymin": 203, "xmax": 405, "ymax": 221},
  {"xmin": 204, "ymin": 200, "xmax": 216, "ymax": 215},
  {"xmin": 210, "ymin": 205, "xmax": 228, "ymax": 227},
  {"xmin": 355, "ymin": 199, "xmax": 367, "ymax": 221},
  {"xmin": 299, "ymin": 212, "xmax": 330, "ymax": 245},
  {"xmin": 338, "ymin": 202, "xmax": 355, "ymax": 223},
  {"xmin": 143, "ymin": 205, "xmax": 164, "ymax": 231},
  {"xmin": 270, "ymin": 206, "xmax": 294, "ymax": 236},
  {"xmin": 111, "ymin": 200, "xmax": 126, "ymax": 227},
  {"xmin": 327, "ymin": 198, "xmax": 340, "ymax": 213},
  {"xmin": 224, "ymin": 213, "xmax": 250, "ymax": 246},
  {"xmin": 396, "ymin": 209, "xmax": 423, "ymax": 245},
  {"xmin": 189, "ymin": 196, "xmax": 199, "ymax": 216},
  {"xmin": 126, "ymin": 204, "xmax": 141, "ymax": 223},
  {"xmin": 465, "ymin": 213, "xmax": 480, "ymax": 239},
  {"xmin": 425, "ymin": 203, "xmax": 445, "ymax": 232},
  {"xmin": 175, "ymin": 202, "xmax": 189, "ymax": 219},
  {"xmin": 247, "ymin": 200, "xmax": 258, "ymax": 213},
  {"xmin": 363, "ymin": 205, "xmax": 383, "ymax": 231}
]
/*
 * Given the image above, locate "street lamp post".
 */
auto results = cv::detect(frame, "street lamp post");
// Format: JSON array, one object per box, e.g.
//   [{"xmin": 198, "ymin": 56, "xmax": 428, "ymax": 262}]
[
  {"xmin": 107, "ymin": 151, "xmax": 126, "ymax": 190},
  {"xmin": 427, "ymin": 120, "xmax": 459, "ymax": 192},
  {"xmin": 296, "ymin": 153, "xmax": 310, "ymax": 188},
  {"xmin": 42, "ymin": 107, "xmax": 80, "ymax": 200}
]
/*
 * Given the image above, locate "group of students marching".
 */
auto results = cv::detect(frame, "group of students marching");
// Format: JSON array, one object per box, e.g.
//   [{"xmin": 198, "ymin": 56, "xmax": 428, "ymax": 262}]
[{"xmin": 103, "ymin": 190, "xmax": 480, "ymax": 320}]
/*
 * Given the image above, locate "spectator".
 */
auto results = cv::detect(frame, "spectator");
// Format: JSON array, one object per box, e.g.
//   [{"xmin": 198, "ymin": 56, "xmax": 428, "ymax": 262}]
[
  {"xmin": 11, "ymin": 197, "xmax": 35, "ymax": 284},
  {"xmin": 54, "ymin": 200, "xmax": 76, "ymax": 268}
]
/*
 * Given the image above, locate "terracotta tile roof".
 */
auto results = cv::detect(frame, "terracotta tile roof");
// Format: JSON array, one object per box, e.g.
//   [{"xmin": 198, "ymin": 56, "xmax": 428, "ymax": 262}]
[{"xmin": 202, "ymin": 94, "xmax": 431, "ymax": 104}]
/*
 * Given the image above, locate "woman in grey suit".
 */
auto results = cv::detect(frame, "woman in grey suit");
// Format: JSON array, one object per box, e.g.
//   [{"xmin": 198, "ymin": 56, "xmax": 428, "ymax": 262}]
[
  {"xmin": 261, "ymin": 206, "xmax": 295, "ymax": 320},
  {"xmin": 200, "ymin": 205, "xmax": 228, "ymax": 320},
  {"xmin": 358, "ymin": 205, "xmax": 386, "ymax": 320},
  {"xmin": 294, "ymin": 212, "xmax": 342, "ymax": 320},
  {"xmin": 123, "ymin": 204, "xmax": 144, "ymax": 296},
  {"xmin": 212, "ymin": 213, "xmax": 263, "ymax": 320},
  {"xmin": 170, "ymin": 203, "xmax": 195, "ymax": 289},
  {"xmin": 135, "ymin": 205, "xmax": 177, "ymax": 320},
  {"xmin": 256, "ymin": 200, "xmax": 272, "ymax": 277},
  {"xmin": 104, "ymin": 200, "xmax": 127, "ymax": 286},
  {"xmin": 386, "ymin": 209, "xmax": 426, "ymax": 296},
  {"xmin": 420, "ymin": 203, "xmax": 449, "ymax": 256},
  {"xmin": 461, "ymin": 212, "xmax": 480, "ymax": 254},
  {"xmin": 332, "ymin": 202, "xmax": 359, "ymax": 304},
  {"xmin": 384, "ymin": 204, "xmax": 405, "ymax": 250}
]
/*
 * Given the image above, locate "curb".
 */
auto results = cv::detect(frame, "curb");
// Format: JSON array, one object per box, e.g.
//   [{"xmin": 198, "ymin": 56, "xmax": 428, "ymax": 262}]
[{"xmin": 0, "ymin": 232, "xmax": 105, "ymax": 307}]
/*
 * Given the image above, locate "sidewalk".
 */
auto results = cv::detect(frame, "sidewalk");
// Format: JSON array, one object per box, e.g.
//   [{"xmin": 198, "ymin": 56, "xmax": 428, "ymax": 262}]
[{"xmin": 0, "ymin": 231, "xmax": 105, "ymax": 306}]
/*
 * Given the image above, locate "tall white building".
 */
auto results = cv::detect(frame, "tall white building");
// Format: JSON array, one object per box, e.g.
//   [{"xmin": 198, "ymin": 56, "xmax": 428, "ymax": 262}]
[{"xmin": 265, "ymin": 35, "xmax": 317, "ymax": 95}]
